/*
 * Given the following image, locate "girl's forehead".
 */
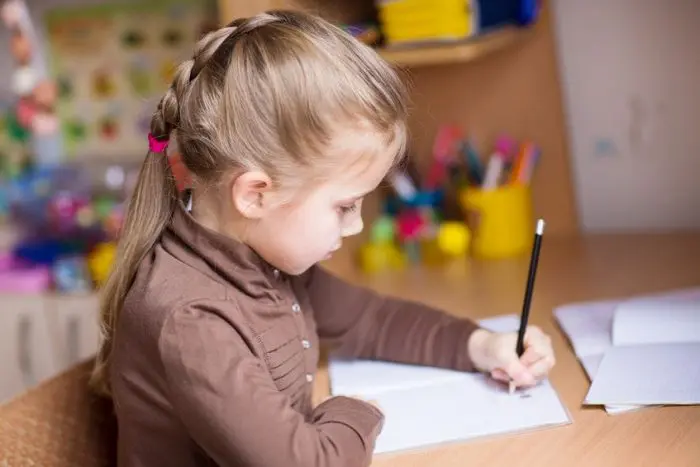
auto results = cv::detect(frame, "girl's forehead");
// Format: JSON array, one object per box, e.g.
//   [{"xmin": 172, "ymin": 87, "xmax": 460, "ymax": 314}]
[
  {"xmin": 306, "ymin": 121, "xmax": 404, "ymax": 199},
  {"xmin": 326, "ymin": 150, "xmax": 393, "ymax": 197}
]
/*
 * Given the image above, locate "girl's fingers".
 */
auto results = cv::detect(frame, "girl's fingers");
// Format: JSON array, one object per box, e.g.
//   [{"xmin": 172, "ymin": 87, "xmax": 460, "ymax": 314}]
[
  {"xmin": 504, "ymin": 359, "xmax": 536, "ymax": 386},
  {"xmin": 526, "ymin": 354, "xmax": 556, "ymax": 380},
  {"xmin": 520, "ymin": 346, "xmax": 544, "ymax": 365}
]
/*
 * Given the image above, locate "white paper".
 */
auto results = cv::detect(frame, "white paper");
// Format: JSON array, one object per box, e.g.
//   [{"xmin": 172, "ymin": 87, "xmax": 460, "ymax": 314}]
[
  {"xmin": 555, "ymin": 300, "xmax": 619, "ymax": 359},
  {"xmin": 554, "ymin": 299, "xmax": 641, "ymax": 414},
  {"xmin": 613, "ymin": 300, "xmax": 700, "ymax": 346},
  {"xmin": 577, "ymin": 355, "xmax": 641, "ymax": 414},
  {"xmin": 328, "ymin": 314, "xmax": 571, "ymax": 454},
  {"xmin": 585, "ymin": 343, "xmax": 700, "ymax": 405},
  {"xmin": 554, "ymin": 287, "xmax": 700, "ymax": 414}
]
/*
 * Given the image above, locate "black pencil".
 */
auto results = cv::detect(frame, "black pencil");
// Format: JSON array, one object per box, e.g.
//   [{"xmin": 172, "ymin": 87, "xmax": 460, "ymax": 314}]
[{"xmin": 510, "ymin": 218, "xmax": 545, "ymax": 394}]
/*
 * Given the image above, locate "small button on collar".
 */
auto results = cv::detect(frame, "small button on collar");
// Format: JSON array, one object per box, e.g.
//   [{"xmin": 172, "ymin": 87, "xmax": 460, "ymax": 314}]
[
  {"xmin": 306, "ymin": 373, "xmax": 314, "ymax": 383},
  {"xmin": 302, "ymin": 339, "xmax": 311, "ymax": 349},
  {"xmin": 292, "ymin": 303, "xmax": 301, "ymax": 313}
]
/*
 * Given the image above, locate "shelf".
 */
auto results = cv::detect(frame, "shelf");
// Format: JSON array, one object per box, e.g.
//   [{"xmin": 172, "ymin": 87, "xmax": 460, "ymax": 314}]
[{"xmin": 377, "ymin": 27, "xmax": 530, "ymax": 68}]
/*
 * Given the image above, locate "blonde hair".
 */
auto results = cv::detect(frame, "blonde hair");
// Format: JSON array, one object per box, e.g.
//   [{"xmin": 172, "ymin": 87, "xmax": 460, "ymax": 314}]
[{"xmin": 90, "ymin": 10, "xmax": 410, "ymax": 396}]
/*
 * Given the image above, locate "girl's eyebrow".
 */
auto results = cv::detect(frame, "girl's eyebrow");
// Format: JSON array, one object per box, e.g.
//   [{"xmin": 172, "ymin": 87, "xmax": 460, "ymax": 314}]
[{"xmin": 337, "ymin": 193, "xmax": 366, "ymax": 205}]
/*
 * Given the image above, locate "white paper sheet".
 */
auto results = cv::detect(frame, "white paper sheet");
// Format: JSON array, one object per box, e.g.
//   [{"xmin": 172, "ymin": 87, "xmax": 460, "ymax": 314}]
[
  {"xmin": 329, "ymin": 315, "xmax": 525, "ymax": 396},
  {"xmin": 555, "ymin": 287, "xmax": 700, "ymax": 414},
  {"xmin": 554, "ymin": 300, "xmax": 641, "ymax": 414},
  {"xmin": 585, "ymin": 342, "xmax": 700, "ymax": 405},
  {"xmin": 328, "ymin": 314, "xmax": 571, "ymax": 454},
  {"xmin": 613, "ymin": 300, "xmax": 700, "ymax": 346}
]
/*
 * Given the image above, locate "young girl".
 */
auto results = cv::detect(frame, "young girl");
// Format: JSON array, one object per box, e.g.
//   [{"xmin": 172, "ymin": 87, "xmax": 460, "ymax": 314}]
[{"xmin": 91, "ymin": 10, "xmax": 555, "ymax": 467}]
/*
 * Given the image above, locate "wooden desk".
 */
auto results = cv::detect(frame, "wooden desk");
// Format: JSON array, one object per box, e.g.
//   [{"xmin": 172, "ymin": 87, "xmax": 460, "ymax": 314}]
[{"xmin": 317, "ymin": 234, "xmax": 700, "ymax": 467}]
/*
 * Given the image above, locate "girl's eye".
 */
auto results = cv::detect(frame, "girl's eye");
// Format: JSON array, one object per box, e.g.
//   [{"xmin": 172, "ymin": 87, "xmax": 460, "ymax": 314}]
[{"xmin": 339, "ymin": 203, "xmax": 358, "ymax": 215}]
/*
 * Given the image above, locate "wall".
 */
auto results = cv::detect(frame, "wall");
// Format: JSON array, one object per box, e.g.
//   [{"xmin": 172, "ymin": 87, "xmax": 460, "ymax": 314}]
[
  {"xmin": 1, "ymin": 0, "xmax": 216, "ymax": 164},
  {"xmin": 0, "ymin": 0, "xmax": 128, "ymax": 104},
  {"xmin": 552, "ymin": 0, "xmax": 700, "ymax": 232}
]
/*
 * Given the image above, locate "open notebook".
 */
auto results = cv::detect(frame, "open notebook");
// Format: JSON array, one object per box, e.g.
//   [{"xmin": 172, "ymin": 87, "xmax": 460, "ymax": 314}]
[
  {"xmin": 555, "ymin": 287, "xmax": 700, "ymax": 414},
  {"xmin": 328, "ymin": 315, "xmax": 571, "ymax": 455}
]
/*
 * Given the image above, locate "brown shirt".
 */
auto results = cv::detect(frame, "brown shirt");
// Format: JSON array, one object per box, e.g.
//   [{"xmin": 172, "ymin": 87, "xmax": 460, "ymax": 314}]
[{"xmin": 111, "ymin": 203, "xmax": 479, "ymax": 467}]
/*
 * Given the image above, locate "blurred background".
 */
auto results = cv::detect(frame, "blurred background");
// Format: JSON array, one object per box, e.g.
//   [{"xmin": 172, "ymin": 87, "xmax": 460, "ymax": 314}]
[{"xmin": 0, "ymin": 0, "xmax": 699, "ymax": 405}]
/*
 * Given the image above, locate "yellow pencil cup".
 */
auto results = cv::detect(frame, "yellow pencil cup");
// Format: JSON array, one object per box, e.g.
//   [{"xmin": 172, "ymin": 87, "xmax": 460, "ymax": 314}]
[{"xmin": 460, "ymin": 184, "xmax": 534, "ymax": 259}]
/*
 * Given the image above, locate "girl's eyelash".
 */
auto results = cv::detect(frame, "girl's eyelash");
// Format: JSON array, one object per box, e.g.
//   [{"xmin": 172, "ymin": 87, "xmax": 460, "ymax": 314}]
[{"xmin": 340, "ymin": 204, "xmax": 358, "ymax": 214}]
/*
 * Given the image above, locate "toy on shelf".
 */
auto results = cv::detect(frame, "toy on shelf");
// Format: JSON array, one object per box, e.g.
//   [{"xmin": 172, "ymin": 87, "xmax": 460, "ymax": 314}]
[
  {"xmin": 88, "ymin": 242, "xmax": 117, "ymax": 287},
  {"xmin": 1, "ymin": 160, "xmax": 138, "ymax": 293},
  {"xmin": 476, "ymin": 0, "xmax": 541, "ymax": 32},
  {"xmin": 359, "ymin": 216, "xmax": 405, "ymax": 274},
  {"xmin": 359, "ymin": 153, "xmax": 469, "ymax": 274},
  {"xmin": 374, "ymin": 0, "xmax": 540, "ymax": 48},
  {"xmin": 376, "ymin": 0, "xmax": 478, "ymax": 46},
  {"xmin": 53, "ymin": 255, "xmax": 91, "ymax": 293},
  {"xmin": 358, "ymin": 125, "xmax": 542, "ymax": 273},
  {"xmin": 1, "ymin": 0, "xmax": 62, "ymax": 169},
  {"xmin": 437, "ymin": 221, "xmax": 471, "ymax": 257},
  {"xmin": 0, "ymin": 252, "xmax": 51, "ymax": 293}
]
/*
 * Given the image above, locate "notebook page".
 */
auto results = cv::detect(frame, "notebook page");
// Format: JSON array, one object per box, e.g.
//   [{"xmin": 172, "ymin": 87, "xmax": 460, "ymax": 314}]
[
  {"xmin": 357, "ymin": 372, "xmax": 570, "ymax": 454},
  {"xmin": 329, "ymin": 360, "xmax": 463, "ymax": 395},
  {"xmin": 329, "ymin": 314, "xmax": 570, "ymax": 453},
  {"xmin": 613, "ymin": 300, "xmax": 700, "ymax": 346},
  {"xmin": 329, "ymin": 315, "xmax": 521, "ymax": 396},
  {"xmin": 585, "ymin": 342, "xmax": 700, "ymax": 405}
]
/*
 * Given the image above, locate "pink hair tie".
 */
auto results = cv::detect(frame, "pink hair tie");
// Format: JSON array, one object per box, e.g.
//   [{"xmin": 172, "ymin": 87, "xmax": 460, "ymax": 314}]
[{"xmin": 148, "ymin": 132, "xmax": 169, "ymax": 153}]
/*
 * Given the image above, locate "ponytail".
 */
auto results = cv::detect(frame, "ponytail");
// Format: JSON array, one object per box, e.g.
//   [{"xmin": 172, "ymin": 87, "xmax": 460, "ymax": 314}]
[
  {"xmin": 90, "ymin": 143, "xmax": 178, "ymax": 396},
  {"xmin": 90, "ymin": 45, "xmax": 193, "ymax": 396}
]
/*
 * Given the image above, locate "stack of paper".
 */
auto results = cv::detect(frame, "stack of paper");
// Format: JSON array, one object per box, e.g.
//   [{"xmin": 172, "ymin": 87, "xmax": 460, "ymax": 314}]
[
  {"xmin": 328, "ymin": 315, "xmax": 571, "ymax": 455},
  {"xmin": 554, "ymin": 288, "xmax": 700, "ymax": 414}
]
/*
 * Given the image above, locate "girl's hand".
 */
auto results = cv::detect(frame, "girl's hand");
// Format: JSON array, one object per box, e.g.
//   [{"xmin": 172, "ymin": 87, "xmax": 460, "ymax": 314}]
[{"xmin": 468, "ymin": 326, "xmax": 556, "ymax": 389}]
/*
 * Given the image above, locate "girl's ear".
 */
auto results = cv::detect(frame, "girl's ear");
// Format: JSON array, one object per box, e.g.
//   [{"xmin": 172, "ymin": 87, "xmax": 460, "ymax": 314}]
[{"xmin": 231, "ymin": 171, "xmax": 273, "ymax": 219}]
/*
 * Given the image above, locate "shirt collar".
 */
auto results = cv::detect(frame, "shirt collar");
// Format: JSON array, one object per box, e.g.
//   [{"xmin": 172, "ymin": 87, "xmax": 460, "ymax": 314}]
[{"xmin": 163, "ymin": 201, "xmax": 283, "ymax": 302}]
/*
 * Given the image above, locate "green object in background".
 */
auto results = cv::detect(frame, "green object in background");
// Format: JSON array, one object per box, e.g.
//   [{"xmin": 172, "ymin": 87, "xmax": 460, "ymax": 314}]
[
  {"xmin": 64, "ymin": 119, "xmax": 87, "ymax": 143},
  {"xmin": 6, "ymin": 111, "xmax": 30, "ymax": 143},
  {"xmin": 371, "ymin": 216, "xmax": 396, "ymax": 244},
  {"xmin": 0, "ymin": 150, "xmax": 7, "ymax": 178},
  {"xmin": 94, "ymin": 196, "xmax": 116, "ymax": 220}
]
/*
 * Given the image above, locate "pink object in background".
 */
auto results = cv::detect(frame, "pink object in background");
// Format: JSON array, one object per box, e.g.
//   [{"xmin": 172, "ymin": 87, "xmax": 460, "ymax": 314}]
[
  {"xmin": 0, "ymin": 253, "xmax": 13, "ymax": 270},
  {"xmin": 16, "ymin": 97, "xmax": 35, "ymax": 128},
  {"xmin": 397, "ymin": 210, "xmax": 424, "ymax": 242},
  {"xmin": 31, "ymin": 112, "xmax": 59, "ymax": 135},
  {"xmin": 0, "ymin": 254, "xmax": 51, "ymax": 293},
  {"xmin": 1, "ymin": 0, "xmax": 23, "ymax": 28},
  {"xmin": 493, "ymin": 135, "xmax": 517, "ymax": 162},
  {"xmin": 432, "ymin": 125, "xmax": 463, "ymax": 164}
]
